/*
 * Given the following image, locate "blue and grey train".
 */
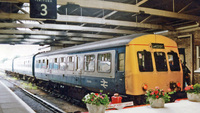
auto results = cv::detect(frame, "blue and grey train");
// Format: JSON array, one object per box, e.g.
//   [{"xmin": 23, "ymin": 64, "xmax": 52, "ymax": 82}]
[{"xmin": 4, "ymin": 33, "xmax": 183, "ymax": 104}]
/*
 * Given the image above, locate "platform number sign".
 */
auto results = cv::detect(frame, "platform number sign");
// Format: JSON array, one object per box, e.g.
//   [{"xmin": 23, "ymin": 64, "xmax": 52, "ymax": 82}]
[{"xmin": 30, "ymin": 0, "xmax": 57, "ymax": 19}]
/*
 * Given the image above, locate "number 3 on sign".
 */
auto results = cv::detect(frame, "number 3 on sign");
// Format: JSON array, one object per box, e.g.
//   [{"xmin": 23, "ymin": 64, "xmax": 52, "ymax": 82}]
[{"xmin": 41, "ymin": 4, "xmax": 48, "ymax": 16}]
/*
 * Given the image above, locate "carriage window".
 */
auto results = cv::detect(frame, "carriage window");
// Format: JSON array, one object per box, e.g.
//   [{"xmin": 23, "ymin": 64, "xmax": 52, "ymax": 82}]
[
  {"xmin": 85, "ymin": 55, "xmax": 95, "ymax": 72},
  {"xmin": 98, "ymin": 53, "xmax": 111, "ymax": 73},
  {"xmin": 137, "ymin": 51, "xmax": 153, "ymax": 72},
  {"xmin": 118, "ymin": 53, "xmax": 125, "ymax": 71},
  {"xmin": 67, "ymin": 56, "xmax": 74, "ymax": 71},
  {"xmin": 38, "ymin": 60, "xmax": 41, "ymax": 68},
  {"xmin": 42, "ymin": 59, "xmax": 46, "ymax": 68},
  {"xmin": 36, "ymin": 60, "xmax": 39, "ymax": 68},
  {"xmin": 46, "ymin": 59, "xmax": 49, "ymax": 69},
  {"xmin": 60, "ymin": 57, "xmax": 66, "ymax": 70},
  {"xmin": 154, "ymin": 52, "xmax": 168, "ymax": 71},
  {"xmin": 168, "ymin": 52, "xmax": 180, "ymax": 71},
  {"xmin": 54, "ymin": 58, "xmax": 59, "ymax": 70},
  {"xmin": 61, "ymin": 57, "xmax": 64, "ymax": 62},
  {"xmin": 54, "ymin": 58, "xmax": 57, "ymax": 63}
]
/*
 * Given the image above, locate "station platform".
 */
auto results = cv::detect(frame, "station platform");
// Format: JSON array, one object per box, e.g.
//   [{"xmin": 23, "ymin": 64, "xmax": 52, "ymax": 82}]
[
  {"xmin": 83, "ymin": 99, "xmax": 200, "ymax": 113},
  {"xmin": 0, "ymin": 81, "xmax": 35, "ymax": 113},
  {"xmin": 105, "ymin": 99, "xmax": 200, "ymax": 113}
]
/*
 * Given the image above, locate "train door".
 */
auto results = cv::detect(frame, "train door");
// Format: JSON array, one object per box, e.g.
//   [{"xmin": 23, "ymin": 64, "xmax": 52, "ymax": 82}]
[
  {"xmin": 45, "ymin": 58, "xmax": 51, "ymax": 80},
  {"xmin": 74, "ymin": 55, "xmax": 81, "ymax": 85},
  {"xmin": 115, "ymin": 47, "xmax": 126, "ymax": 93}
]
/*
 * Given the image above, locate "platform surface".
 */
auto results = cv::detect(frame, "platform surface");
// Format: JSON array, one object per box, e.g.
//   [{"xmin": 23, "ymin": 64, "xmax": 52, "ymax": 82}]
[
  {"xmin": 106, "ymin": 99, "xmax": 200, "ymax": 113},
  {"xmin": 0, "ymin": 81, "xmax": 35, "ymax": 113}
]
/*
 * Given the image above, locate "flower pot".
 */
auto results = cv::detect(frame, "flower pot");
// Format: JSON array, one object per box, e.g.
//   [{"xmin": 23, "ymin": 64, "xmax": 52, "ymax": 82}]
[
  {"xmin": 86, "ymin": 104, "xmax": 106, "ymax": 113},
  {"xmin": 187, "ymin": 93, "xmax": 200, "ymax": 102},
  {"xmin": 149, "ymin": 98, "xmax": 165, "ymax": 108}
]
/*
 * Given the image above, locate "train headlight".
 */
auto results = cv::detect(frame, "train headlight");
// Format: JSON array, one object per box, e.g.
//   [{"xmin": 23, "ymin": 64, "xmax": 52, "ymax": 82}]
[
  {"xmin": 142, "ymin": 84, "xmax": 148, "ymax": 91},
  {"xmin": 170, "ymin": 82, "xmax": 177, "ymax": 90}
]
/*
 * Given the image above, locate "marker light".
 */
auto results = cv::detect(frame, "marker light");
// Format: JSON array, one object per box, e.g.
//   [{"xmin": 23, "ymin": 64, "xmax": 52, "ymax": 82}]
[
  {"xmin": 177, "ymin": 82, "xmax": 181, "ymax": 87},
  {"xmin": 142, "ymin": 84, "xmax": 148, "ymax": 91}
]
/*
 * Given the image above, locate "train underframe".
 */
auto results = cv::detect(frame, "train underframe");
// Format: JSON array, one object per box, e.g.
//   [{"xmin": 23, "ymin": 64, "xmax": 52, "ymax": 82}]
[{"xmin": 4, "ymin": 70, "xmax": 186, "ymax": 106}]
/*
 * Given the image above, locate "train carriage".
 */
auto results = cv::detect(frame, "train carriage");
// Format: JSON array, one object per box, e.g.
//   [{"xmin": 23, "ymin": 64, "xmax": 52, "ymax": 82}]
[{"xmin": 12, "ymin": 56, "xmax": 34, "ymax": 80}]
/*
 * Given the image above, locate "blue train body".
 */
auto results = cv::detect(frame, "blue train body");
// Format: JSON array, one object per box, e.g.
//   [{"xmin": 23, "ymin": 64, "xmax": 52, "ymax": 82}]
[{"xmin": 34, "ymin": 46, "xmax": 126, "ymax": 94}]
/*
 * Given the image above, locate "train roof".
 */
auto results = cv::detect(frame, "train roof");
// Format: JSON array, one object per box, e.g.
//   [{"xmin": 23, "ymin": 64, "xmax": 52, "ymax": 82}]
[{"xmin": 37, "ymin": 33, "xmax": 147, "ymax": 56}]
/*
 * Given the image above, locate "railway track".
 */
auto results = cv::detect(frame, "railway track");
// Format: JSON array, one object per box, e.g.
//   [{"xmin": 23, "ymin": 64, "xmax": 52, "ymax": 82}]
[{"xmin": 21, "ymin": 88, "xmax": 66, "ymax": 113}]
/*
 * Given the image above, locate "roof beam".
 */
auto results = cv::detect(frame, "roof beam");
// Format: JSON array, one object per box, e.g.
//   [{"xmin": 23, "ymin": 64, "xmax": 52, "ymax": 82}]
[
  {"xmin": 0, "ymin": 35, "xmax": 24, "ymax": 38},
  {"xmin": 0, "ymin": 22, "xmax": 136, "ymax": 34},
  {"xmin": 178, "ymin": 1, "xmax": 193, "ymax": 13},
  {"xmin": 0, "ymin": 30, "xmax": 113, "ymax": 39},
  {"xmin": 1, "ymin": 0, "xmax": 200, "ymax": 21},
  {"xmin": 136, "ymin": 0, "xmax": 148, "ymax": 6},
  {"xmin": 0, "ymin": 13, "xmax": 165, "ymax": 30},
  {"xmin": 58, "ymin": 40, "xmax": 83, "ymax": 44},
  {"xmin": 58, "ymin": 0, "xmax": 200, "ymax": 21}
]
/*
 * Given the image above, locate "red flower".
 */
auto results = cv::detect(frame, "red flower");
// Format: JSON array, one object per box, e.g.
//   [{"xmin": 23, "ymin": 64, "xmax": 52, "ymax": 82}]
[
  {"xmin": 91, "ymin": 99, "xmax": 93, "ymax": 101},
  {"xmin": 100, "ymin": 96, "xmax": 104, "ymax": 99},
  {"xmin": 156, "ymin": 95, "xmax": 159, "ymax": 99},
  {"xmin": 150, "ymin": 92, "xmax": 154, "ymax": 95},
  {"xmin": 95, "ymin": 93, "xmax": 99, "ymax": 96},
  {"xmin": 168, "ymin": 88, "xmax": 172, "ymax": 92},
  {"xmin": 184, "ymin": 87, "xmax": 189, "ymax": 91},
  {"xmin": 185, "ymin": 85, "xmax": 193, "ymax": 91},
  {"xmin": 154, "ymin": 90, "xmax": 159, "ymax": 95}
]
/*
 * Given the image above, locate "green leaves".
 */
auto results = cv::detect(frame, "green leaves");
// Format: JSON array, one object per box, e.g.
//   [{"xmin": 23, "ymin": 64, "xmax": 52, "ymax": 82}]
[
  {"xmin": 185, "ymin": 83, "xmax": 200, "ymax": 94},
  {"xmin": 146, "ymin": 87, "xmax": 174, "ymax": 103},
  {"xmin": 82, "ymin": 90, "xmax": 110, "ymax": 106}
]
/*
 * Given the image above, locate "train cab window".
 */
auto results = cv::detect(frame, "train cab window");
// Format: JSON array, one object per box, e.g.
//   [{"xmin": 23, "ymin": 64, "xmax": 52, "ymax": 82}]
[
  {"xmin": 67, "ymin": 56, "xmax": 74, "ymax": 71},
  {"xmin": 154, "ymin": 52, "xmax": 168, "ymax": 71},
  {"xmin": 60, "ymin": 57, "xmax": 66, "ymax": 70},
  {"xmin": 118, "ymin": 53, "xmax": 125, "ymax": 71},
  {"xmin": 168, "ymin": 52, "xmax": 180, "ymax": 71},
  {"xmin": 137, "ymin": 51, "xmax": 153, "ymax": 72},
  {"xmin": 84, "ymin": 55, "xmax": 95, "ymax": 72},
  {"xmin": 98, "ymin": 53, "xmax": 111, "ymax": 73}
]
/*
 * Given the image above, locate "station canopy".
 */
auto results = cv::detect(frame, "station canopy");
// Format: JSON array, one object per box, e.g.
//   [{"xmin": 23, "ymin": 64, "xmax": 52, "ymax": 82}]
[{"xmin": 0, "ymin": 0, "xmax": 200, "ymax": 47}]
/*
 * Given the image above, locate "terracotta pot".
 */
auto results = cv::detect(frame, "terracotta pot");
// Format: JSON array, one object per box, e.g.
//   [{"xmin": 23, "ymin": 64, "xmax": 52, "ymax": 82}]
[
  {"xmin": 86, "ymin": 104, "xmax": 106, "ymax": 113},
  {"xmin": 149, "ymin": 98, "xmax": 165, "ymax": 108},
  {"xmin": 187, "ymin": 93, "xmax": 200, "ymax": 102}
]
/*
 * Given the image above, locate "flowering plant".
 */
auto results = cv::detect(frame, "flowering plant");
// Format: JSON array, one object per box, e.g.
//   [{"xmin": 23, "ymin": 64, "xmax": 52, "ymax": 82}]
[
  {"xmin": 185, "ymin": 83, "xmax": 200, "ymax": 94},
  {"xmin": 146, "ymin": 87, "xmax": 174, "ymax": 103},
  {"xmin": 82, "ymin": 90, "xmax": 110, "ymax": 106}
]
